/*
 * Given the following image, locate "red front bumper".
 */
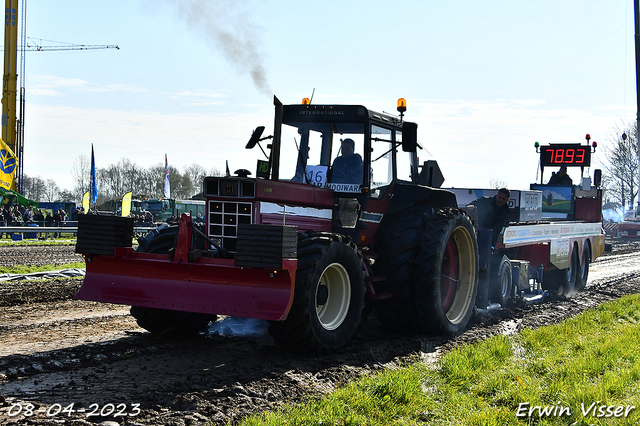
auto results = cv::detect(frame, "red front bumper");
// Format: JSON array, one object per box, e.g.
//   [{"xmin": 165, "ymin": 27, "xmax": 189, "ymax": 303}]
[{"xmin": 74, "ymin": 247, "xmax": 297, "ymax": 321}]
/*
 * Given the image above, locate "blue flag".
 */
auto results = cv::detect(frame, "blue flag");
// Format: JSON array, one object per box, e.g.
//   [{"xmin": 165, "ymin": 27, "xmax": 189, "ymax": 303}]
[
  {"xmin": 164, "ymin": 154, "xmax": 170, "ymax": 198},
  {"xmin": 91, "ymin": 144, "xmax": 98, "ymax": 203}
]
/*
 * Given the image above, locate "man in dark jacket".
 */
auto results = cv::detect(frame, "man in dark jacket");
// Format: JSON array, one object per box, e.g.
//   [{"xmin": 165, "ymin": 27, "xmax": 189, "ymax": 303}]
[
  {"xmin": 468, "ymin": 188, "xmax": 512, "ymax": 247},
  {"xmin": 548, "ymin": 166, "xmax": 573, "ymax": 185},
  {"xmin": 330, "ymin": 138, "xmax": 363, "ymax": 184}
]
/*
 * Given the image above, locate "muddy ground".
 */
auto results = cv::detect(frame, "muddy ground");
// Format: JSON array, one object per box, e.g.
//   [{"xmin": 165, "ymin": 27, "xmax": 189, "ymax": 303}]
[{"xmin": 0, "ymin": 239, "xmax": 639, "ymax": 425}]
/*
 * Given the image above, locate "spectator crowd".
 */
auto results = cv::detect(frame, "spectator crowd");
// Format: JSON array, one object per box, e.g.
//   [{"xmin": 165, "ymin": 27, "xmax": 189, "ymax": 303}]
[{"xmin": 0, "ymin": 204, "xmax": 70, "ymax": 239}]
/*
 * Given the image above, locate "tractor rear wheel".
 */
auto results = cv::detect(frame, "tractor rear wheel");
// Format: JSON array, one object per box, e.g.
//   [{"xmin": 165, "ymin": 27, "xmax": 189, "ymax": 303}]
[
  {"xmin": 414, "ymin": 208, "xmax": 479, "ymax": 335},
  {"xmin": 130, "ymin": 225, "xmax": 216, "ymax": 336},
  {"xmin": 268, "ymin": 232, "xmax": 365, "ymax": 352},
  {"xmin": 372, "ymin": 207, "xmax": 428, "ymax": 331}
]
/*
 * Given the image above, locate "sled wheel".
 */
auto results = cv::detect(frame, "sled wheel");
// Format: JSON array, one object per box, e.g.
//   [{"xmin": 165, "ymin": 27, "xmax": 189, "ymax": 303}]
[
  {"xmin": 543, "ymin": 243, "xmax": 580, "ymax": 296},
  {"xmin": 490, "ymin": 255, "xmax": 513, "ymax": 307},
  {"xmin": 414, "ymin": 208, "xmax": 479, "ymax": 335},
  {"xmin": 542, "ymin": 268, "xmax": 566, "ymax": 296},
  {"xmin": 372, "ymin": 207, "xmax": 429, "ymax": 331},
  {"xmin": 268, "ymin": 232, "xmax": 365, "ymax": 352},
  {"xmin": 563, "ymin": 243, "xmax": 580, "ymax": 294},
  {"xmin": 576, "ymin": 243, "xmax": 591, "ymax": 291},
  {"xmin": 130, "ymin": 225, "xmax": 216, "ymax": 336}
]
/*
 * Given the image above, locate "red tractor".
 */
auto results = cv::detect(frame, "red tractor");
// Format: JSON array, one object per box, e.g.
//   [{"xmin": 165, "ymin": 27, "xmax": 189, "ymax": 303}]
[{"xmin": 75, "ymin": 97, "xmax": 481, "ymax": 351}]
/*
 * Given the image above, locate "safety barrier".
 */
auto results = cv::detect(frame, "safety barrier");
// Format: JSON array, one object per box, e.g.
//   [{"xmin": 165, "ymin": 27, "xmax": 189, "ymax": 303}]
[{"xmin": 0, "ymin": 225, "xmax": 155, "ymax": 239}]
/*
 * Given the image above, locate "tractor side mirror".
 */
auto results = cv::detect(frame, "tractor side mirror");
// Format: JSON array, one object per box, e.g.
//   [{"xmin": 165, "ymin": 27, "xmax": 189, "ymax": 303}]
[
  {"xmin": 246, "ymin": 126, "xmax": 265, "ymax": 149},
  {"xmin": 401, "ymin": 122, "xmax": 418, "ymax": 152}
]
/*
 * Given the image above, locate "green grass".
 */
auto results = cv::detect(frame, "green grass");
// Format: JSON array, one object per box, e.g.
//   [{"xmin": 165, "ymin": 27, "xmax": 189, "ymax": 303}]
[
  {"xmin": 0, "ymin": 262, "xmax": 85, "ymax": 275},
  {"xmin": 239, "ymin": 295, "xmax": 640, "ymax": 426}
]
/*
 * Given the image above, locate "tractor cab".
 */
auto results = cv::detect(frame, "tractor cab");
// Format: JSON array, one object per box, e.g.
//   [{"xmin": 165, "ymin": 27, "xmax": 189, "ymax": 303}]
[
  {"xmin": 247, "ymin": 97, "xmax": 420, "ymax": 194},
  {"xmin": 240, "ymin": 96, "xmax": 455, "ymax": 244}
]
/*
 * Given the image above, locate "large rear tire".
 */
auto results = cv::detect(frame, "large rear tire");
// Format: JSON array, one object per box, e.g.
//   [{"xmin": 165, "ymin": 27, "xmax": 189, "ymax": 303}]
[
  {"xmin": 414, "ymin": 208, "xmax": 479, "ymax": 335},
  {"xmin": 268, "ymin": 232, "xmax": 365, "ymax": 352},
  {"xmin": 130, "ymin": 225, "xmax": 216, "ymax": 336},
  {"xmin": 372, "ymin": 207, "xmax": 428, "ymax": 331}
]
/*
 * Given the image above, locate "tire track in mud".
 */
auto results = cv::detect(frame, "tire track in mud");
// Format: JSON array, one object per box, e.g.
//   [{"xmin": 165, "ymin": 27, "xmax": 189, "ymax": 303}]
[
  {"xmin": 0, "ymin": 244, "xmax": 83, "ymax": 268},
  {"xmin": 0, "ymin": 240, "xmax": 639, "ymax": 425}
]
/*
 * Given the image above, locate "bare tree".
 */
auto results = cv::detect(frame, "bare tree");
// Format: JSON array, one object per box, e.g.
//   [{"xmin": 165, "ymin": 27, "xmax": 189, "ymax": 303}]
[
  {"xmin": 43, "ymin": 179, "xmax": 60, "ymax": 202},
  {"xmin": 184, "ymin": 163, "xmax": 207, "ymax": 196},
  {"xmin": 601, "ymin": 121, "xmax": 639, "ymax": 212},
  {"xmin": 57, "ymin": 190, "xmax": 75, "ymax": 202},
  {"xmin": 97, "ymin": 164, "xmax": 121, "ymax": 203},
  {"xmin": 67, "ymin": 157, "xmax": 218, "ymax": 204},
  {"xmin": 147, "ymin": 164, "xmax": 193, "ymax": 199},
  {"xmin": 72, "ymin": 155, "xmax": 90, "ymax": 199},
  {"xmin": 209, "ymin": 166, "xmax": 222, "ymax": 177},
  {"xmin": 22, "ymin": 175, "xmax": 46, "ymax": 201},
  {"xmin": 136, "ymin": 167, "xmax": 158, "ymax": 198},
  {"xmin": 489, "ymin": 178, "xmax": 509, "ymax": 189}
]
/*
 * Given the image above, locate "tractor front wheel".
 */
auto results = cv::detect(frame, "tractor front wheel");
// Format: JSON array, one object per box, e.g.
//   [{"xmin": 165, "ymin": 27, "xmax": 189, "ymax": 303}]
[
  {"xmin": 268, "ymin": 232, "xmax": 365, "ymax": 352},
  {"xmin": 130, "ymin": 225, "xmax": 216, "ymax": 336}
]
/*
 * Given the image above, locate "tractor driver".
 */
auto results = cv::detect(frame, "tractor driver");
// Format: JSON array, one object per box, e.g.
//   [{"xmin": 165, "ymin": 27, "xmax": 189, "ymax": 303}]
[{"xmin": 330, "ymin": 138, "xmax": 363, "ymax": 184}]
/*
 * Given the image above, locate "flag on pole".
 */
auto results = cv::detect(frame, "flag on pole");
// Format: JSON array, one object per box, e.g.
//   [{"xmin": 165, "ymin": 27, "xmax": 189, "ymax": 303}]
[
  {"xmin": 82, "ymin": 191, "xmax": 89, "ymax": 213},
  {"xmin": 0, "ymin": 137, "xmax": 17, "ymax": 191},
  {"xmin": 164, "ymin": 154, "xmax": 170, "ymax": 198},
  {"xmin": 121, "ymin": 191, "xmax": 132, "ymax": 217},
  {"xmin": 91, "ymin": 144, "xmax": 98, "ymax": 204}
]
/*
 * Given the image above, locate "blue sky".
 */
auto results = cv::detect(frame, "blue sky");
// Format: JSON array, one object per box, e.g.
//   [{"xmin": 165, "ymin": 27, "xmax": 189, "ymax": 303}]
[{"xmin": 19, "ymin": 0, "xmax": 636, "ymax": 192}]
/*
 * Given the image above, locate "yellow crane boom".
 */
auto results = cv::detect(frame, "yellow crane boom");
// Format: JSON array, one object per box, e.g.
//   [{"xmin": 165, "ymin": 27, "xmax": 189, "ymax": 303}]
[
  {"xmin": 1, "ymin": 0, "xmax": 118, "ymax": 194},
  {"xmin": 2, "ymin": 0, "xmax": 18, "ymax": 158}
]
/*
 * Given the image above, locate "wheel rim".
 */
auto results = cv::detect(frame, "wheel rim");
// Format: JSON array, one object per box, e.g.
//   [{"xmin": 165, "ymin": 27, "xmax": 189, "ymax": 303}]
[
  {"xmin": 316, "ymin": 262, "xmax": 351, "ymax": 331},
  {"xmin": 441, "ymin": 225, "xmax": 476, "ymax": 324}
]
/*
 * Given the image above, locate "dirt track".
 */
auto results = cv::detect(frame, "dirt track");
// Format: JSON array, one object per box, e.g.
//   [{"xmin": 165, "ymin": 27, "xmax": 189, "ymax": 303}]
[{"xmin": 1, "ymin": 240, "xmax": 639, "ymax": 425}]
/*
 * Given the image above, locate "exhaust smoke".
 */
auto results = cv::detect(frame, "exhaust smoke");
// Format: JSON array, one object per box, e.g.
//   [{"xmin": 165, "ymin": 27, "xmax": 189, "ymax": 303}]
[
  {"xmin": 209, "ymin": 316, "xmax": 269, "ymax": 337},
  {"xmin": 168, "ymin": 0, "xmax": 272, "ymax": 96}
]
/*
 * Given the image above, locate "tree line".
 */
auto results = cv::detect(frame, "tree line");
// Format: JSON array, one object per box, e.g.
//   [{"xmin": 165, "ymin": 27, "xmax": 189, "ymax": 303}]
[
  {"xmin": 22, "ymin": 156, "xmax": 221, "ymax": 205},
  {"xmin": 20, "ymin": 126, "xmax": 639, "ymax": 217},
  {"xmin": 600, "ymin": 121, "xmax": 639, "ymax": 214}
]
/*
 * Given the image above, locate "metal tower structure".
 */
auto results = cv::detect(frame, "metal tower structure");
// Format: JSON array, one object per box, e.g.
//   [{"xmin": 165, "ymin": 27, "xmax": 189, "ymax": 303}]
[{"xmin": 2, "ymin": 0, "xmax": 118, "ymax": 194}]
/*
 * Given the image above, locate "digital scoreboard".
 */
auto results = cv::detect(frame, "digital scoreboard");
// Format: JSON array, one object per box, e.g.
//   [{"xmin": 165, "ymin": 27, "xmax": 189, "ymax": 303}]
[{"xmin": 539, "ymin": 144, "xmax": 591, "ymax": 167}]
